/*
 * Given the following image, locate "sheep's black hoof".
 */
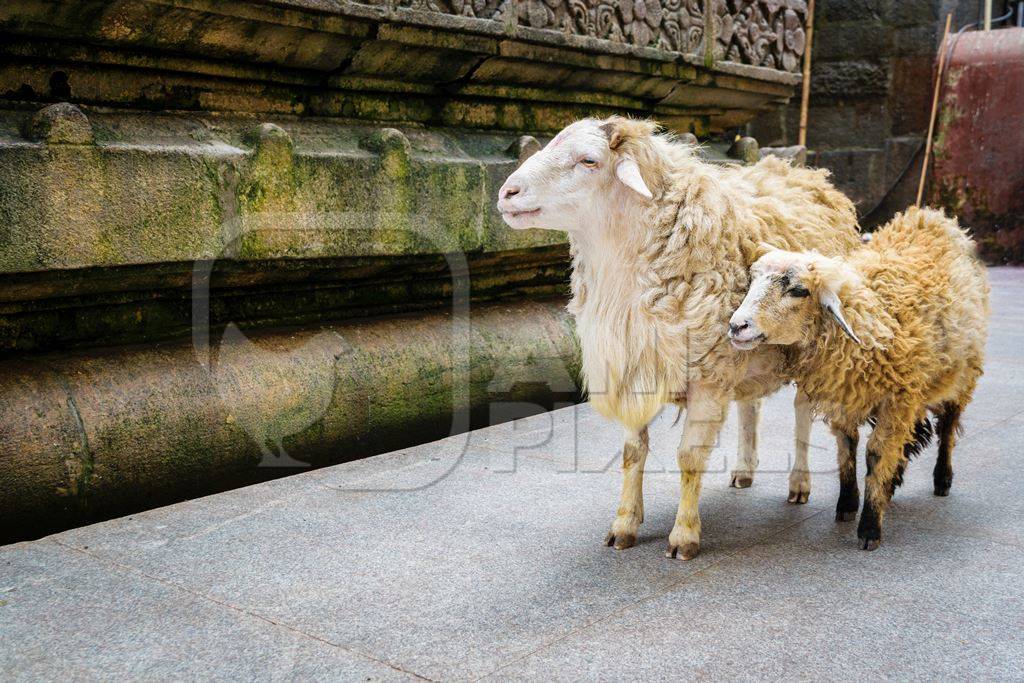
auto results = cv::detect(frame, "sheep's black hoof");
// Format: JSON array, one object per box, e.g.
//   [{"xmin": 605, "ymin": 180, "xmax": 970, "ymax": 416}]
[
  {"xmin": 857, "ymin": 515, "xmax": 882, "ymax": 551},
  {"xmin": 666, "ymin": 542, "xmax": 700, "ymax": 560},
  {"xmin": 604, "ymin": 531, "xmax": 636, "ymax": 550},
  {"xmin": 835, "ymin": 509, "xmax": 857, "ymax": 522},
  {"xmin": 788, "ymin": 490, "xmax": 809, "ymax": 504},
  {"xmin": 934, "ymin": 476, "xmax": 952, "ymax": 497},
  {"xmin": 730, "ymin": 474, "xmax": 753, "ymax": 489}
]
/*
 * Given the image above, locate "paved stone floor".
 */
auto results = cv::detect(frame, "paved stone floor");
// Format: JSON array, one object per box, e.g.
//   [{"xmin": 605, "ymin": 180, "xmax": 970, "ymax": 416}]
[{"xmin": 3, "ymin": 267, "xmax": 1024, "ymax": 681}]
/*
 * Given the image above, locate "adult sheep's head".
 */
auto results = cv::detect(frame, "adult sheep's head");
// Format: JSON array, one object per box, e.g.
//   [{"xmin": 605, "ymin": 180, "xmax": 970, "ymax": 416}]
[
  {"xmin": 728, "ymin": 246, "xmax": 863, "ymax": 351},
  {"xmin": 497, "ymin": 117, "xmax": 659, "ymax": 233}
]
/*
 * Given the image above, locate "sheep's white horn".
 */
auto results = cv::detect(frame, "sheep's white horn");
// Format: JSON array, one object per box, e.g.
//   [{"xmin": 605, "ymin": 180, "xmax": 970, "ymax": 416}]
[
  {"xmin": 615, "ymin": 158, "xmax": 653, "ymax": 199},
  {"xmin": 820, "ymin": 290, "xmax": 862, "ymax": 346}
]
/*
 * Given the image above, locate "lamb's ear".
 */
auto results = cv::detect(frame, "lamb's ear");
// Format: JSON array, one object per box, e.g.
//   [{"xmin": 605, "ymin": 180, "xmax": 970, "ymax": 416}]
[
  {"xmin": 615, "ymin": 158, "xmax": 653, "ymax": 199},
  {"xmin": 819, "ymin": 289, "xmax": 863, "ymax": 346}
]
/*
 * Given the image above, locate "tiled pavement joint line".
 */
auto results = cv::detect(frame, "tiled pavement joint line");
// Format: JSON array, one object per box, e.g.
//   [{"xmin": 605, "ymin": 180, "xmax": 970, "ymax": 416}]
[
  {"xmin": 48, "ymin": 538, "xmax": 437, "ymax": 682},
  {"xmin": 472, "ymin": 506, "xmax": 830, "ymax": 681}
]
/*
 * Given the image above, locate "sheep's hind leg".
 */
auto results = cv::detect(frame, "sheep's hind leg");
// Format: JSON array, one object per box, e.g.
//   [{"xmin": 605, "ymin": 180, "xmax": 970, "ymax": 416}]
[
  {"xmin": 668, "ymin": 385, "xmax": 729, "ymax": 560},
  {"xmin": 933, "ymin": 402, "xmax": 962, "ymax": 497},
  {"xmin": 605, "ymin": 426, "xmax": 649, "ymax": 550},
  {"xmin": 858, "ymin": 403, "xmax": 916, "ymax": 551},
  {"xmin": 788, "ymin": 390, "xmax": 813, "ymax": 504},
  {"xmin": 831, "ymin": 424, "xmax": 860, "ymax": 521},
  {"xmin": 729, "ymin": 399, "xmax": 760, "ymax": 489}
]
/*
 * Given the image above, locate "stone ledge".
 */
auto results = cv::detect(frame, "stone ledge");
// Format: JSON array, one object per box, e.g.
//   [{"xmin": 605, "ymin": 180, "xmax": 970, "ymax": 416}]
[
  {"xmin": 0, "ymin": 0, "xmax": 804, "ymax": 134},
  {"xmin": 0, "ymin": 297, "xmax": 581, "ymax": 542}
]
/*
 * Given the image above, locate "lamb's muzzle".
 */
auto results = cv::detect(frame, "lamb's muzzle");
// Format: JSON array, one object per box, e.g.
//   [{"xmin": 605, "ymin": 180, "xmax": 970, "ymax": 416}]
[{"xmin": 727, "ymin": 319, "xmax": 765, "ymax": 350}]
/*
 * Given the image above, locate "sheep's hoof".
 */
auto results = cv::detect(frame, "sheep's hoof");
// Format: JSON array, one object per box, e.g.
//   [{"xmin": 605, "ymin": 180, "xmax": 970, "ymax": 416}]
[
  {"xmin": 934, "ymin": 483, "xmax": 952, "ymax": 497},
  {"xmin": 604, "ymin": 531, "xmax": 636, "ymax": 550},
  {"xmin": 729, "ymin": 474, "xmax": 753, "ymax": 489},
  {"xmin": 835, "ymin": 509, "xmax": 857, "ymax": 522},
  {"xmin": 665, "ymin": 542, "xmax": 700, "ymax": 560},
  {"xmin": 788, "ymin": 490, "xmax": 809, "ymax": 504},
  {"xmin": 857, "ymin": 522, "xmax": 882, "ymax": 551}
]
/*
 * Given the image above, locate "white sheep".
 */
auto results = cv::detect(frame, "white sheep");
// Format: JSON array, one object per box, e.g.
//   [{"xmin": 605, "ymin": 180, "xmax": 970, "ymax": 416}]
[
  {"xmin": 728, "ymin": 206, "xmax": 988, "ymax": 549},
  {"xmin": 498, "ymin": 117, "xmax": 861, "ymax": 559}
]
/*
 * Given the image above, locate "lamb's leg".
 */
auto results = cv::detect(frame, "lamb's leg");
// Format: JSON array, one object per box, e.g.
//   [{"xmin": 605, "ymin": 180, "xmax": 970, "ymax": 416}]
[
  {"xmin": 668, "ymin": 385, "xmax": 729, "ymax": 561},
  {"xmin": 858, "ymin": 402, "xmax": 916, "ymax": 551},
  {"xmin": 729, "ymin": 399, "xmax": 760, "ymax": 489},
  {"xmin": 933, "ymin": 401, "xmax": 962, "ymax": 497},
  {"xmin": 605, "ymin": 426, "xmax": 650, "ymax": 550},
  {"xmin": 831, "ymin": 423, "xmax": 860, "ymax": 521},
  {"xmin": 788, "ymin": 390, "xmax": 812, "ymax": 504}
]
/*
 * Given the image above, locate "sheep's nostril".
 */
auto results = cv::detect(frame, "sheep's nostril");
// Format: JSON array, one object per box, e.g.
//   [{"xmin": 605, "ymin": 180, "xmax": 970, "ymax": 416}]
[
  {"xmin": 502, "ymin": 185, "xmax": 521, "ymax": 200},
  {"xmin": 729, "ymin": 321, "xmax": 749, "ymax": 337}
]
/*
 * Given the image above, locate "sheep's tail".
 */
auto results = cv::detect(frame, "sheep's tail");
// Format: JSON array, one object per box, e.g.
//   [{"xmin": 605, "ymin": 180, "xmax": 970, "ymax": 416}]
[
  {"xmin": 893, "ymin": 418, "xmax": 935, "ymax": 490},
  {"xmin": 865, "ymin": 415, "xmax": 934, "ymax": 491},
  {"xmin": 903, "ymin": 417, "xmax": 935, "ymax": 460}
]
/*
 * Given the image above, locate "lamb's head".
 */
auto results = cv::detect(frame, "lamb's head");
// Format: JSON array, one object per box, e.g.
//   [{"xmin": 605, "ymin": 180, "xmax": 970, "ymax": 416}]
[
  {"xmin": 497, "ymin": 117, "xmax": 659, "ymax": 233},
  {"xmin": 728, "ymin": 246, "xmax": 863, "ymax": 351}
]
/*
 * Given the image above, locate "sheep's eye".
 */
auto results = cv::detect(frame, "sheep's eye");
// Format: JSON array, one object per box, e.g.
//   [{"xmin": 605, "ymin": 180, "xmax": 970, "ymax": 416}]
[
  {"xmin": 786, "ymin": 286, "xmax": 810, "ymax": 298},
  {"xmin": 579, "ymin": 157, "xmax": 598, "ymax": 168}
]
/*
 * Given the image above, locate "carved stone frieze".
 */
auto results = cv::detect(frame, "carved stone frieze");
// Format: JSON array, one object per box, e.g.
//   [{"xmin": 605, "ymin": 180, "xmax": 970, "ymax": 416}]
[
  {"xmin": 400, "ymin": 0, "xmax": 706, "ymax": 54},
  {"xmin": 714, "ymin": 0, "xmax": 807, "ymax": 72}
]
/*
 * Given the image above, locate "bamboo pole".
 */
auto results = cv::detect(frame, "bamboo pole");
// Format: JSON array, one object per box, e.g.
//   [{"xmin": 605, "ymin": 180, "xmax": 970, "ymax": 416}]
[
  {"xmin": 916, "ymin": 12, "xmax": 953, "ymax": 208},
  {"xmin": 797, "ymin": 0, "xmax": 816, "ymax": 148},
  {"xmin": 984, "ymin": 0, "xmax": 993, "ymax": 30}
]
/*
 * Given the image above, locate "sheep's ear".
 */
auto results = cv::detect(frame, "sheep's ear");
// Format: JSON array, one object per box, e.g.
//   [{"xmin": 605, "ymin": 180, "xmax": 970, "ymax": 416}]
[
  {"xmin": 600, "ymin": 122, "xmax": 624, "ymax": 150},
  {"xmin": 615, "ymin": 158, "xmax": 653, "ymax": 199},
  {"xmin": 755, "ymin": 241, "xmax": 781, "ymax": 259},
  {"xmin": 819, "ymin": 289, "xmax": 862, "ymax": 346}
]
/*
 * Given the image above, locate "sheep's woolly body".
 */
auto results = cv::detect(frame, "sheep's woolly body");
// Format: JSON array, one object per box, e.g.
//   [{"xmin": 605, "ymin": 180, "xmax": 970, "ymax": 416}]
[
  {"xmin": 568, "ymin": 120, "xmax": 861, "ymax": 430},
  {"xmin": 791, "ymin": 207, "xmax": 989, "ymax": 430}
]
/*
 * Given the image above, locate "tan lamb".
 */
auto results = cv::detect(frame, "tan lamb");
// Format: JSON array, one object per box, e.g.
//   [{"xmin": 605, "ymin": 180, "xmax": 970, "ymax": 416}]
[
  {"xmin": 497, "ymin": 116, "xmax": 861, "ymax": 559},
  {"xmin": 728, "ymin": 206, "xmax": 989, "ymax": 549}
]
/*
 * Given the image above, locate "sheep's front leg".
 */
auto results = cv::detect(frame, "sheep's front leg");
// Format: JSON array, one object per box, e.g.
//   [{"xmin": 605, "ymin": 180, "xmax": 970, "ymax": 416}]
[
  {"xmin": 787, "ymin": 390, "xmax": 813, "ymax": 503},
  {"xmin": 729, "ymin": 399, "xmax": 760, "ymax": 489},
  {"xmin": 605, "ymin": 426, "xmax": 649, "ymax": 550},
  {"xmin": 831, "ymin": 422, "xmax": 860, "ymax": 521},
  {"xmin": 858, "ymin": 402, "xmax": 916, "ymax": 550},
  {"xmin": 668, "ymin": 385, "xmax": 729, "ymax": 560}
]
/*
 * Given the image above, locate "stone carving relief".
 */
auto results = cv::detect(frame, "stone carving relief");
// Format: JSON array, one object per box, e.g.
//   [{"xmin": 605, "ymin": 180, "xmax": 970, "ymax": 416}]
[
  {"xmin": 394, "ymin": 0, "xmax": 806, "ymax": 71},
  {"xmin": 399, "ymin": 0, "xmax": 706, "ymax": 54},
  {"xmin": 714, "ymin": 0, "xmax": 807, "ymax": 72}
]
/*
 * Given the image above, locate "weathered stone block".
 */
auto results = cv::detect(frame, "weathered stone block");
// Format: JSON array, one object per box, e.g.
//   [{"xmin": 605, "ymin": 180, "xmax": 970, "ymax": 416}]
[
  {"xmin": 804, "ymin": 101, "xmax": 892, "ymax": 149},
  {"xmin": 888, "ymin": 54, "xmax": 934, "ymax": 134},
  {"xmin": 811, "ymin": 147, "xmax": 887, "ymax": 211},
  {"xmin": 813, "ymin": 21, "xmax": 893, "ymax": 61},
  {"xmin": 727, "ymin": 136, "xmax": 760, "ymax": 164},
  {"xmin": 820, "ymin": 0, "xmax": 887, "ymax": 23},
  {"xmin": 23, "ymin": 102, "xmax": 93, "ymax": 145},
  {"xmin": 892, "ymin": 24, "xmax": 940, "ymax": 56},
  {"xmin": 885, "ymin": 0, "xmax": 939, "ymax": 28},
  {"xmin": 811, "ymin": 60, "xmax": 890, "ymax": 99},
  {"xmin": 760, "ymin": 145, "xmax": 808, "ymax": 167}
]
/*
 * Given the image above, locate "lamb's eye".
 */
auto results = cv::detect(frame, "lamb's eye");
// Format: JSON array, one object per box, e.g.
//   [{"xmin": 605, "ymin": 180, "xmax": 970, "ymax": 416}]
[
  {"xmin": 786, "ymin": 286, "xmax": 810, "ymax": 298},
  {"xmin": 579, "ymin": 157, "xmax": 598, "ymax": 168}
]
